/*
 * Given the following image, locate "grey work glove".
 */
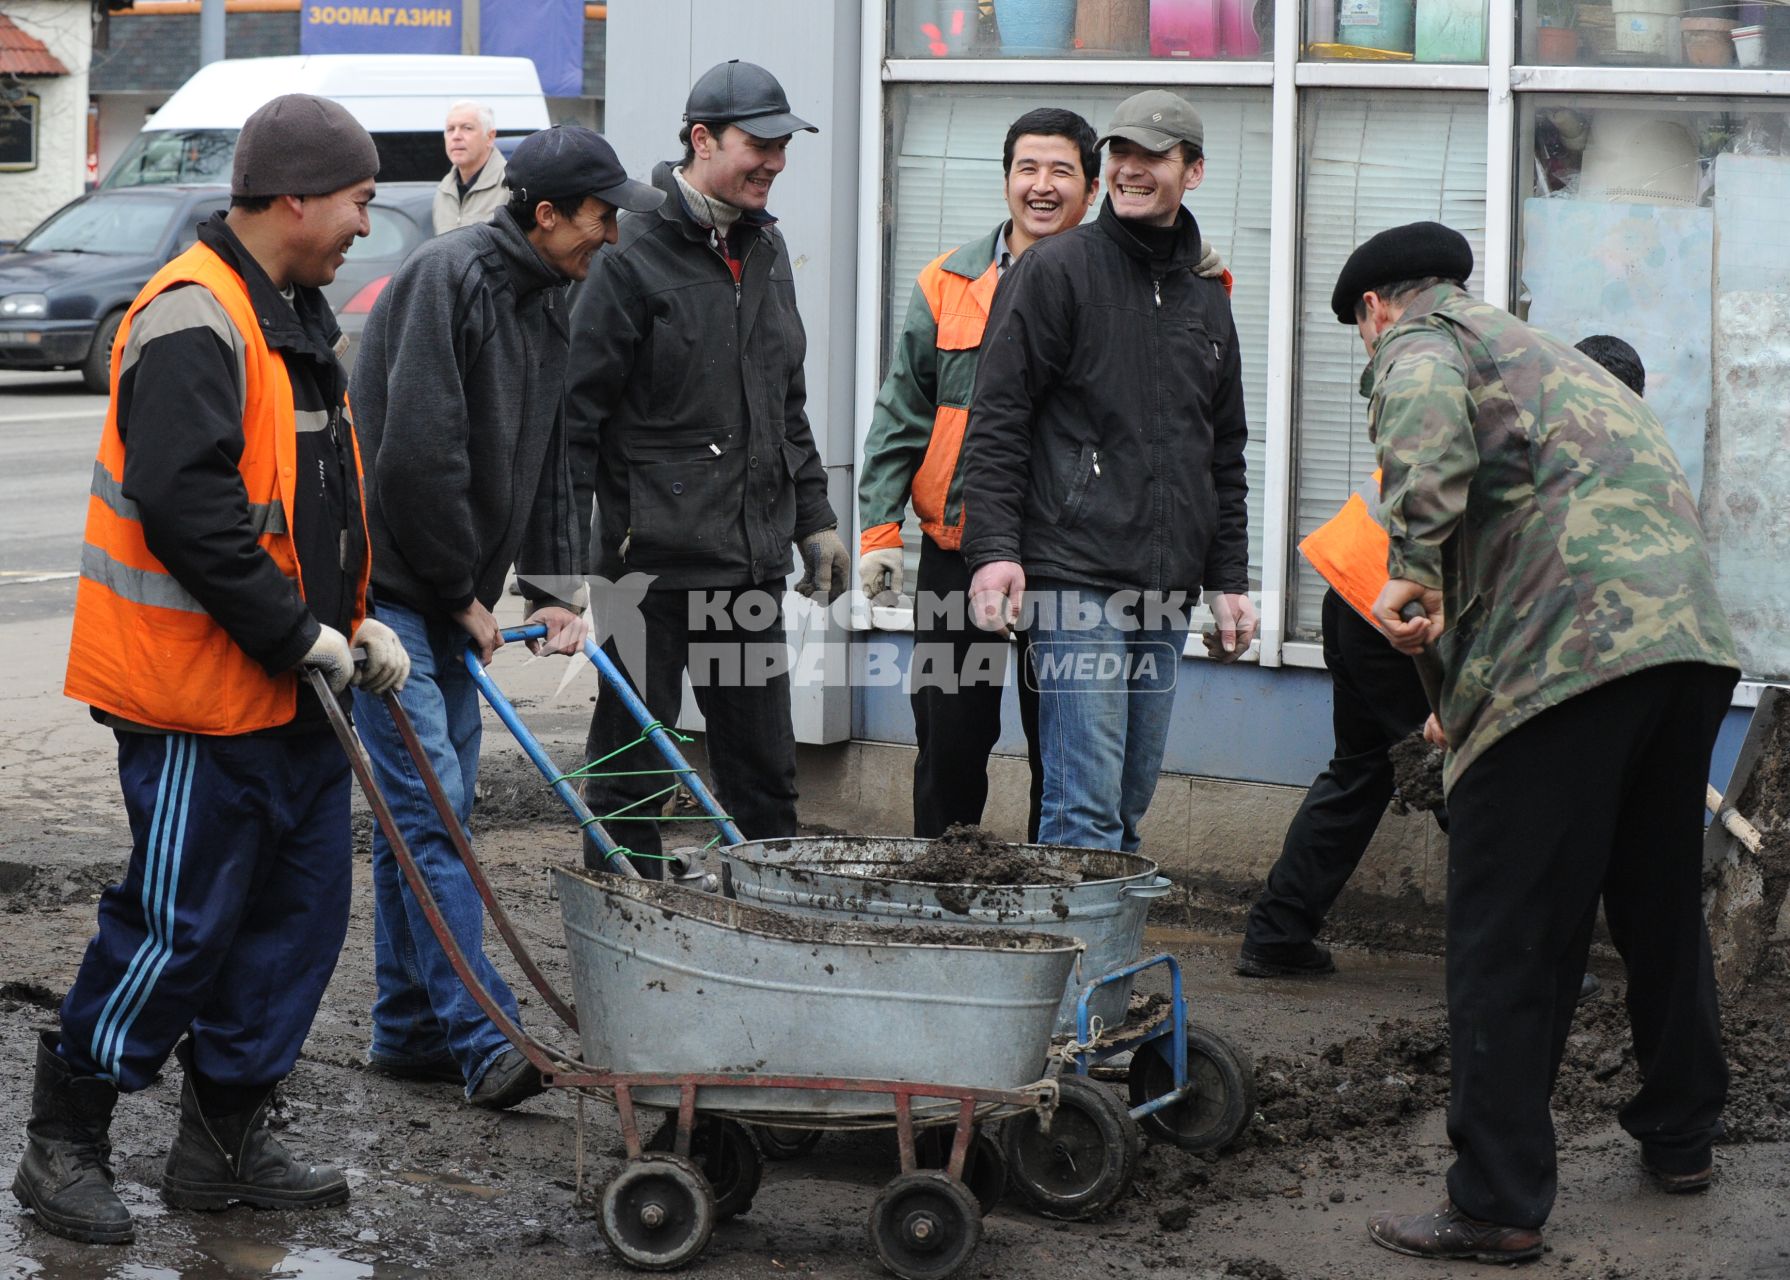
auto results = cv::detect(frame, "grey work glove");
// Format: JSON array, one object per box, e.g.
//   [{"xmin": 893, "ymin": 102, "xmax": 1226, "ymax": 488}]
[
  {"xmin": 1196, "ymin": 238, "xmax": 1227, "ymax": 280},
  {"xmin": 302, "ymin": 624, "xmax": 354, "ymax": 695},
  {"xmin": 858, "ymin": 546, "xmax": 905, "ymax": 608},
  {"xmin": 351, "ymin": 617, "xmax": 411, "ymax": 696},
  {"xmin": 795, "ymin": 526, "xmax": 850, "ymax": 606}
]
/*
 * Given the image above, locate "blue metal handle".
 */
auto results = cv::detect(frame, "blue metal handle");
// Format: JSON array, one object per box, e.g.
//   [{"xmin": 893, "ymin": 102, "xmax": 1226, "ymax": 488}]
[
  {"xmin": 576, "ymin": 634, "xmax": 746, "ymax": 849},
  {"xmin": 463, "ymin": 628, "xmax": 637, "ymax": 877},
  {"xmin": 1071, "ymin": 953, "xmax": 1191, "ymax": 1122}
]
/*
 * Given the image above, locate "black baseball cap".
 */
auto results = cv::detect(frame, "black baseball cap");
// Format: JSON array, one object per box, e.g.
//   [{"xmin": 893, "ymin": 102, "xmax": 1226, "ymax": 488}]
[
  {"xmin": 684, "ymin": 60, "xmax": 817, "ymax": 139},
  {"xmin": 506, "ymin": 124, "xmax": 664, "ymax": 213}
]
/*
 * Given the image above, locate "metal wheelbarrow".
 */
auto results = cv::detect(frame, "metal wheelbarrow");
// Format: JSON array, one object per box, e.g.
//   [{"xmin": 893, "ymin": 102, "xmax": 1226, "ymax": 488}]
[{"xmin": 308, "ymin": 658, "xmax": 1129, "ymax": 1279}]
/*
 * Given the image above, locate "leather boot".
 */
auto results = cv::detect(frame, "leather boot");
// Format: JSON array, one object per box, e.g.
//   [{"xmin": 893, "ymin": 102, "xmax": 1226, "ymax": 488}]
[
  {"xmin": 160, "ymin": 1042, "xmax": 347, "ymax": 1212},
  {"xmin": 10, "ymin": 1030, "xmax": 133, "ymax": 1244}
]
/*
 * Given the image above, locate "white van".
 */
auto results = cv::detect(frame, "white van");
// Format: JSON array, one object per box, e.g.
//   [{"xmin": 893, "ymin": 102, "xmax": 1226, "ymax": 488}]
[{"xmin": 102, "ymin": 54, "xmax": 550, "ymax": 189}]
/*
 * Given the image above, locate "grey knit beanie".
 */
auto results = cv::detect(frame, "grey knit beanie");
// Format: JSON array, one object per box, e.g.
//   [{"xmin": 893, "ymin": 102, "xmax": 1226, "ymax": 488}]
[{"xmin": 232, "ymin": 94, "xmax": 380, "ymax": 198}]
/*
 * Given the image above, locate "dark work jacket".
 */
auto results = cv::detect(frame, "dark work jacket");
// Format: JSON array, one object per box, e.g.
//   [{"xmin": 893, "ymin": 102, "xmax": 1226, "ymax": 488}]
[
  {"xmin": 350, "ymin": 208, "xmax": 579, "ymax": 616},
  {"xmin": 565, "ymin": 161, "xmax": 836, "ymax": 589},
  {"xmin": 959, "ymin": 198, "xmax": 1250, "ymax": 598}
]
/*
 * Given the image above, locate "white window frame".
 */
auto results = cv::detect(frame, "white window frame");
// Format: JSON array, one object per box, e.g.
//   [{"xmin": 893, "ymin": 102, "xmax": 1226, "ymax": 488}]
[{"xmin": 855, "ymin": 0, "xmax": 1789, "ymax": 693}]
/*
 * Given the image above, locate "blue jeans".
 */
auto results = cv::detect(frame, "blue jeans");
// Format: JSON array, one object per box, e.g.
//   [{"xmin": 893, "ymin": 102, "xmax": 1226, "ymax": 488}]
[
  {"xmin": 352, "ymin": 600, "xmax": 519, "ymax": 1095},
  {"xmin": 1026, "ymin": 578, "xmax": 1189, "ymax": 852}
]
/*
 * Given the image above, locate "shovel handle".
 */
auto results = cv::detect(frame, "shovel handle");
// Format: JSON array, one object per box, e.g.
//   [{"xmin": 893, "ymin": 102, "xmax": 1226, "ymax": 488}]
[
  {"xmin": 1398, "ymin": 600, "xmax": 1447, "ymax": 716},
  {"xmin": 1706, "ymin": 784, "xmax": 1764, "ymax": 854}
]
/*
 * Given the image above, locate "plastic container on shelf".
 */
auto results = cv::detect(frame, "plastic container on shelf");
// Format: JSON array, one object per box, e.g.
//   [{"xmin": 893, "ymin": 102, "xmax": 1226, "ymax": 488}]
[
  {"xmin": 1577, "ymin": 113, "xmax": 1700, "ymax": 206},
  {"xmin": 1732, "ymin": 22, "xmax": 1766, "ymax": 63},
  {"xmin": 998, "ymin": 0, "xmax": 1079, "ymax": 53},
  {"xmin": 1575, "ymin": 3, "xmax": 1616, "ymax": 60},
  {"xmin": 894, "ymin": 0, "xmax": 979, "ymax": 57},
  {"xmin": 1611, "ymin": 0, "xmax": 1682, "ymax": 58},
  {"xmin": 1220, "ymin": 0, "xmax": 1262, "ymax": 55},
  {"xmin": 1151, "ymin": 0, "xmax": 1223, "ymax": 57},
  {"xmin": 1414, "ymin": 0, "xmax": 1488, "ymax": 62},
  {"xmin": 1076, "ymin": 0, "xmax": 1151, "ymax": 53},
  {"xmin": 1335, "ymin": 0, "xmax": 1417, "ymax": 55}
]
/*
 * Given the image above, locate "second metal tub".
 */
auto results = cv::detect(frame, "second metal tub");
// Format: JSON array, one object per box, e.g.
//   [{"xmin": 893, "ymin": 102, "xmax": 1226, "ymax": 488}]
[
  {"xmin": 556, "ymin": 868, "xmax": 1079, "ymax": 1118},
  {"xmin": 718, "ymin": 836, "xmax": 1172, "ymax": 1033}
]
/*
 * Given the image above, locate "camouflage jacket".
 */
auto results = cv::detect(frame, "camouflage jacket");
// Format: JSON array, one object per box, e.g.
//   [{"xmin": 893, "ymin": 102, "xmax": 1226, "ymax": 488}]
[{"xmin": 1366, "ymin": 284, "xmax": 1737, "ymax": 790}]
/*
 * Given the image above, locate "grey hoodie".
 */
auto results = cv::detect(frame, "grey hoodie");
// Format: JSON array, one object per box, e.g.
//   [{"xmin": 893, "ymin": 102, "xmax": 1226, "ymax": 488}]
[{"xmin": 351, "ymin": 209, "xmax": 579, "ymax": 616}]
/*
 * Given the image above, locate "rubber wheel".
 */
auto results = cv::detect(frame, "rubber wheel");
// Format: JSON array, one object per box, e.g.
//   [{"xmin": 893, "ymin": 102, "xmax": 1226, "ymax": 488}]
[
  {"xmin": 1127, "ymin": 1024, "xmax": 1257, "ymax": 1153},
  {"xmin": 752, "ymin": 1124, "xmax": 823, "ymax": 1161},
  {"xmin": 646, "ymin": 1115, "xmax": 762, "ymax": 1220},
  {"xmin": 81, "ymin": 310, "xmax": 124, "ymax": 394},
  {"xmin": 867, "ymin": 1170, "xmax": 984, "ymax": 1280},
  {"xmin": 913, "ymin": 1125, "xmax": 1008, "ymax": 1216},
  {"xmin": 1002, "ymin": 1074, "xmax": 1139, "ymax": 1221},
  {"xmin": 598, "ymin": 1153, "xmax": 715, "ymax": 1271}
]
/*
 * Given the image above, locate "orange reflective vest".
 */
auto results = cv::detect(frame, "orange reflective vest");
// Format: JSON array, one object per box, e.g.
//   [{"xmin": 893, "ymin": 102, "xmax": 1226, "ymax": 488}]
[
  {"xmin": 64, "ymin": 243, "xmax": 370, "ymax": 735},
  {"xmin": 1298, "ymin": 470, "xmax": 1389, "ymax": 629}
]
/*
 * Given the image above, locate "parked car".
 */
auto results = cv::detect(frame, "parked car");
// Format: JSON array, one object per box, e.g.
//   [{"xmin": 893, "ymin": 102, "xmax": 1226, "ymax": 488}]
[
  {"xmin": 0, "ymin": 181, "xmax": 438, "ymax": 391},
  {"xmin": 0, "ymin": 185, "xmax": 231, "ymax": 391}
]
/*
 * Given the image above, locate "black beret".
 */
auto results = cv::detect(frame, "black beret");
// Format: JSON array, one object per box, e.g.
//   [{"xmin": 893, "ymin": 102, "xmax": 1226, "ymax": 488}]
[{"xmin": 1330, "ymin": 221, "xmax": 1473, "ymax": 324}]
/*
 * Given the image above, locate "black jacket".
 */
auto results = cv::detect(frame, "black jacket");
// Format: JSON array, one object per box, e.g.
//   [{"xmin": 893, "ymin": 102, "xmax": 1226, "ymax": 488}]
[
  {"xmin": 959, "ymin": 199, "xmax": 1250, "ymax": 598},
  {"xmin": 350, "ymin": 209, "xmax": 579, "ymax": 616},
  {"xmin": 111, "ymin": 214, "xmax": 364, "ymax": 732},
  {"xmin": 566, "ymin": 162, "xmax": 835, "ymax": 589}
]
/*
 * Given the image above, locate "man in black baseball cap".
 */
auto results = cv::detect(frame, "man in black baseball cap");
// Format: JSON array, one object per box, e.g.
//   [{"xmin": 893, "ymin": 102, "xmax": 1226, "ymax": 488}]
[
  {"xmin": 564, "ymin": 61, "xmax": 841, "ymax": 877},
  {"xmin": 342, "ymin": 122, "xmax": 662, "ymax": 1112}
]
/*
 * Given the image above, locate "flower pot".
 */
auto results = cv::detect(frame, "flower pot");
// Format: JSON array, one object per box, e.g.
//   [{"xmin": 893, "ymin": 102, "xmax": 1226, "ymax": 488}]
[
  {"xmin": 1611, "ymin": 0, "xmax": 1682, "ymax": 58},
  {"xmin": 1076, "ymin": 0, "xmax": 1150, "ymax": 53},
  {"xmin": 1537, "ymin": 24, "xmax": 1581, "ymax": 60},
  {"xmin": 1681, "ymin": 16, "xmax": 1736, "ymax": 64},
  {"xmin": 997, "ymin": 0, "xmax": 1080, "ymax": 53}
]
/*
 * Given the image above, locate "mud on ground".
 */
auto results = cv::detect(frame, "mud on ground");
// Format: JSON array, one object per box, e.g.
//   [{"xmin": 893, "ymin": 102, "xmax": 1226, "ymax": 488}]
[{"xmin": 4, "ymin": 744, "xmax": 1789, "ymax": 1279}]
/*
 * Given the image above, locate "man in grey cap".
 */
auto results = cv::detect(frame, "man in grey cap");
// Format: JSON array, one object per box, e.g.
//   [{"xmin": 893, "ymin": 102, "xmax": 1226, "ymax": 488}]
[
  {"xmin": 348, "ymin": 125, "xmax": 661, "ymax": 1107},
  {"xmin": 12, "ymin": 93, "xmax": 404, "ymax": 1245},
  {"xmin": 958, "ymin": 89, "xmax": 1256, "ymax": 853},
  {"xmin": 566, "ymin": 61, "xmax": 843, "ymax": 874}
]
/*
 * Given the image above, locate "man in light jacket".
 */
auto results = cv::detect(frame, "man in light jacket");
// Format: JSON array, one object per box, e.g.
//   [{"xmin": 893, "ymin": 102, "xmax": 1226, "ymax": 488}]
[
  {"xmin": 433, "ymin": 100, "xmax": 508, "ymax": 235},
  {"xmin": 351, "ymin": 125, "xmax": 661, "ymax": 1108}
]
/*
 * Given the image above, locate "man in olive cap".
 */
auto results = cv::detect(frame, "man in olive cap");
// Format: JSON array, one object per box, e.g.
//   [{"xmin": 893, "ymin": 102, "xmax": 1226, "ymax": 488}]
[
  {"xmin": 1336, "ymin": 222, "xmax": 1739, "ymax": 1261},
  {"xmin": 348, "ymin": 125, "xmax": 660, "ymax": 1106},
  {"xmin": 566, "ymin": 61, "xmax": 841, "ymax": 874},
  {"xmin": 958, "ymin": 89, "xmax": 1256, "ymax": 853},
  {"xmin": 14, "ymin": 93, "xmax": 406, "ymax": 1245}
]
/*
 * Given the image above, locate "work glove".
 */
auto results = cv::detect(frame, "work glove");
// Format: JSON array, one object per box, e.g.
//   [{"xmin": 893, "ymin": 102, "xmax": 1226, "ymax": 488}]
[
  {"xmin": 795, "ymin": 526, "xmax": 849, "ymax": 606},
  {"xmin": 351, "ymin": 617, "xmax": 410, "ymax": 696},
  {"xmin": 301, "ymin": 624, "xmax": 354, "ymax": 694},
  {"xmin": 859, "ymin": 546, "xmax": 905, "ymax": 607},
  {"xmin": 1195, "ymin": 239, "xmax": 1227, "ymax": 280}
]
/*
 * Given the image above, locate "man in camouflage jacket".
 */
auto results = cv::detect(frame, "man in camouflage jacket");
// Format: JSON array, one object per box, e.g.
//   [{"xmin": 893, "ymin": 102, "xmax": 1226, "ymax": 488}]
[{"xmin": 1334, "ymin": 223, "xmax": 1740, "ymax": 1262}]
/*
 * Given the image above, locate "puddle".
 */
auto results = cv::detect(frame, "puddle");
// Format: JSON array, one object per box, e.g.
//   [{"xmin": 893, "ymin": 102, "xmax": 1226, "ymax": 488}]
[{"xmin": 2, "ymin": 1211, "xmax": 428, "ymax": 1279}]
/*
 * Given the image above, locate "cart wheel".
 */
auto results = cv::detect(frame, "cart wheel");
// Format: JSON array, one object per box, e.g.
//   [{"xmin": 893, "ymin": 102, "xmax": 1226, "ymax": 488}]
[
  {"xmin": 913, "ymin": 1125, "xmax": 1008, "ymax": 1216},
  {"xmin": 752, "ymin": 1124, "xmax": 824, "ymax": 1161},
  {"xmin": 598, "ymin": 1153, "xmax": 715, "ymax": 1271},
  {"xmin": 1127, "ymin": 1023, "xmax": 1257, "ymax": 1153},
  {"xmin": 646, "ymin": 1115, "xmax": 763, "ymax": 1220},
  {"xmin": 867, "ymin": 1170, "xmax": 984, "ymax": 1280},
  {"xmin": 1002, "ymin": 1074, "xmax": 1139, "ymax": 1221}
]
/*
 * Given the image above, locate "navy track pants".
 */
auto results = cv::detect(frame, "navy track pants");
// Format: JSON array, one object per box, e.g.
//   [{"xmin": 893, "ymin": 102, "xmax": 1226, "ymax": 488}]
[{"xmin": 57, "ymin": 730, "xmax": 352, "ymax": 1093}]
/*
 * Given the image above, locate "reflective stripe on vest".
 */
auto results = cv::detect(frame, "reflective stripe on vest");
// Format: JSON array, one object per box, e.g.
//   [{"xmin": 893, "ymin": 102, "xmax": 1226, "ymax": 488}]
[
  {"xmin": 1298, "ymin": 468, "xmax": 1390, "ymax": 629},
  {"xmin": 64, "ymin": 242, "xmax": 369, "ymax": 735}
]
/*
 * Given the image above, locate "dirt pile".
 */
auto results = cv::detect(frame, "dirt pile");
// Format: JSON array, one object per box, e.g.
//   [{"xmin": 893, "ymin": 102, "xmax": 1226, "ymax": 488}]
[
  {"xmin": 904, "ymin": 824, "xmax": 1077, "ymax": 887},
  {"xmin": 1387, "ymin": 732, "xmax": 1446, "ymax": 815}
]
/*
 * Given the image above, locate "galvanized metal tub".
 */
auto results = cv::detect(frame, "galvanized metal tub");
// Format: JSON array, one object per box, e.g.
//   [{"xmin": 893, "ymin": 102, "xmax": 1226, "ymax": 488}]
[
  {"xmin": 717, "ymin": 837, "xmax": 1172, "ymax": 1034},
  {"xmin": 555, "ymin": 868, "xmax": 1079, "ymax": 1119}
]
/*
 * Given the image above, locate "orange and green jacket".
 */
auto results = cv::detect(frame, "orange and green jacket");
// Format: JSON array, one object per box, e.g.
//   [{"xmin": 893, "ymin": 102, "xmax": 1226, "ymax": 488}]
[{"xmin": 858, "ymin": 226, "xmax": 1006, "ymax": 555}]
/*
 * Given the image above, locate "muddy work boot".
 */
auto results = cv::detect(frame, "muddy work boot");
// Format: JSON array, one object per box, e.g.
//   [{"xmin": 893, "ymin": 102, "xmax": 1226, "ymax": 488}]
[
  {"xmin": 1236, "ymin": 940, "xmax": 1337, "ymax": 979},
  {"xmin": 10, "ymin": 1030, "xmax": 133, "ymax": 1244},
  {"xmin": 161, "ymin": 1050, "xmax": 347, "ymax": 1212}
]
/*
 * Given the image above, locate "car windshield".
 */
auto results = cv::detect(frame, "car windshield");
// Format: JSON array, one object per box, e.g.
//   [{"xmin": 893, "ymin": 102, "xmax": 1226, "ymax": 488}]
[
  {"xmin": 102, "ymin": 129, "xmax": 236, "ymax": 189},
  {"xmin": 19, "ymin": 195, "xmax": 182, "ymax": 256}
]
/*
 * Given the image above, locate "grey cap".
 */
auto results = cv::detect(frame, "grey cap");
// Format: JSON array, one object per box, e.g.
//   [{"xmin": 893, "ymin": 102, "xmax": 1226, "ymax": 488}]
[
  {"xmin": 506, "ymin": 124, "xmax": 663, "ymax": 213},
  {"xmin": 684, "ymin": 60, "xmax": 817, "ymax": 139},
  {"xmin": 1097, "ymin": 90, "xmax": 1204, "ymax": 156},
  {"xmin": 232, "ymin": 94, "xmax": 380, "ymax": 198}
]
